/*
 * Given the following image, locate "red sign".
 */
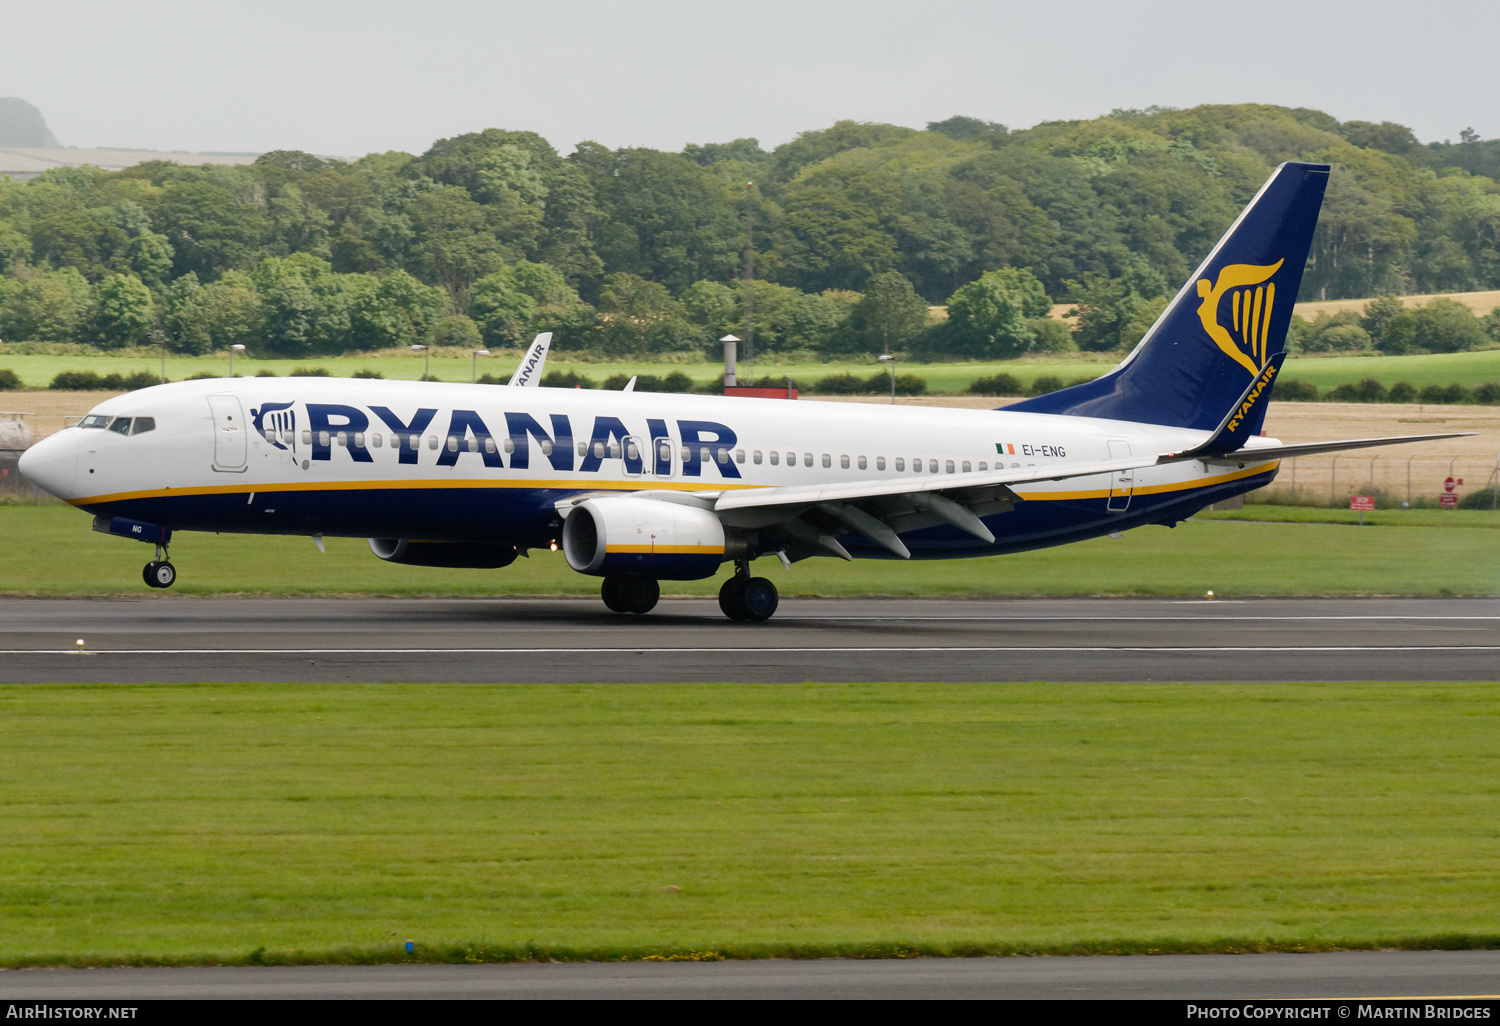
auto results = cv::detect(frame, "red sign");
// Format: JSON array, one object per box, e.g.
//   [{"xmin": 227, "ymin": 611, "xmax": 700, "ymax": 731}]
[
  {"xmin": 1444, "ymin": 476, "xmax": 1456, "ymax": 493},
  {"xmin": 1349, "ymin": 496, "xmax": 1375, "ymax": 511},
  {"xmin": 1440, "ymin": 493, "xmax": 1459, "ymax": 508}
]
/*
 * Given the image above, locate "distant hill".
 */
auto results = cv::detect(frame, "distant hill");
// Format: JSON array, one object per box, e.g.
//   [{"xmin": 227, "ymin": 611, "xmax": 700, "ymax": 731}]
[{"xmin": 0, "ymin": 98, "xmax": 59, "ymax": 147}]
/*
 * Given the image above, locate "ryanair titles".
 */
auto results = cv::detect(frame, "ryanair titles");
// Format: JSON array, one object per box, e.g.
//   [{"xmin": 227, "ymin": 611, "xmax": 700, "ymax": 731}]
[{"xmin": 251, "ymin": 401, "xmax": 743, "ymax": 479}]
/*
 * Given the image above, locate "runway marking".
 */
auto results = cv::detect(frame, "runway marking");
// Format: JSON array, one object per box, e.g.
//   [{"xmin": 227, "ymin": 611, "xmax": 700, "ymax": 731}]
[
  {"xmin": 776, "ymin": 615, "xmax": 1500, "ymax": 622},
  {"xmin": 12, "ymin": 645, "xmax": 1500, "ymax": 656}
]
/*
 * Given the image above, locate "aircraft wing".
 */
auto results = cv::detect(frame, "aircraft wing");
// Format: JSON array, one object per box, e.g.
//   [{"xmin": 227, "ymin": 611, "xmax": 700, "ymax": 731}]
[
  {"xmin": 507, "ymin": 333, "xmax": 552, "ymax": 386},
  {"xmin": 707, "ymin": 455, "xmax": 1161, "ymax": 559},
  {"xmin": 1159, "ymin": 432, "xmax": 1476, "ymax": 465}
]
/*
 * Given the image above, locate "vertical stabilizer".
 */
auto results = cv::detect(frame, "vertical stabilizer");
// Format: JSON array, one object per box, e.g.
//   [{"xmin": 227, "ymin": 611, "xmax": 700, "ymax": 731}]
[{"xmin": 1008, "ymin": 161, "xmax": 1329, "ymax": 431}]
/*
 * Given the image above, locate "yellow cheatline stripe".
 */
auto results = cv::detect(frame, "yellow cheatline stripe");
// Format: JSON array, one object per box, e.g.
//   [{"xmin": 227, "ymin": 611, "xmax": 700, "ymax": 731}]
[
  {"xmin": 1015, "ymin": 461, "xmax": 1277, "ymax": 502},
  {"xmin": 71, "ymin": 461, "xmax": 1279, "ymax": 509},
  {"xmin": 606, "ymin": 545, "xmax": 724, "ymax": 555},
  {"xmin": 69, "ymin": 476, "xmax": 759, "ymax": 507}
]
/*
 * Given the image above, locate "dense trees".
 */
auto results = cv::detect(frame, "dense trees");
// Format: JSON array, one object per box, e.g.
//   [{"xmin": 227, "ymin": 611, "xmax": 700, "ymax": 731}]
[{"xmin": 1, "ymin": 103, "xmax": 1499, "ymax": 359}]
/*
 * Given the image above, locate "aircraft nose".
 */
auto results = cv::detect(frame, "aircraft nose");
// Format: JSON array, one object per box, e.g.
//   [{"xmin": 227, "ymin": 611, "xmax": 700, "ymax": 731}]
[{"xmin": 18, "ymin": 430, "xmax": 79, "ymax": 501}]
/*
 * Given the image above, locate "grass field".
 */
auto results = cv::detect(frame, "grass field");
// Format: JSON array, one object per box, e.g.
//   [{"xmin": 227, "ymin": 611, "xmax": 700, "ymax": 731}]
[
  {"xmin": 1, "ymin": 505, "xmax": 1495, "ymax": 597},
  {"xmin": 5, "ymin": 348, "xmax": 1498, "ymax": 395},
  {"xmin": 3, "ymin": 680, "xmax": 1500, "ymax": 965}
]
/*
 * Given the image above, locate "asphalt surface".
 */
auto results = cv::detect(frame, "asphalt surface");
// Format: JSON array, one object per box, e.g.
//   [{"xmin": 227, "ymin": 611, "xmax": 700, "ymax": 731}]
[
  {"xmin": 2, "ymin": 951, "xmax": 1499, "ymax": 1000},
  {"xmin": 0, "ymin": 596, "xmax": 1496, "ymax": 684}
]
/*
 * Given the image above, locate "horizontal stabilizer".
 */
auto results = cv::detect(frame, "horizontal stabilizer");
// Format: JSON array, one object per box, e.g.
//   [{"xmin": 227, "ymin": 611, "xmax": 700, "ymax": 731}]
[{"xmin": 1160, "ymin": 432, "xmax": 1476, "ymax": 466}]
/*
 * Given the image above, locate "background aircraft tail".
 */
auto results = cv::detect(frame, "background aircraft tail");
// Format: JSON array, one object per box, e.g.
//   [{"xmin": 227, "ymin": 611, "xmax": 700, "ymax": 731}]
[{"xmin": 1007, "ymin": 161, "xmax": 1330, "ymax": 432}]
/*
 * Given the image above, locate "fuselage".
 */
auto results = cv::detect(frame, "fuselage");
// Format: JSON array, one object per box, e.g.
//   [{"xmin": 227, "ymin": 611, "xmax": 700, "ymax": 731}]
[{"xmin": 21, "ymin": 377, "xmax": 1280, "ymax": 560}]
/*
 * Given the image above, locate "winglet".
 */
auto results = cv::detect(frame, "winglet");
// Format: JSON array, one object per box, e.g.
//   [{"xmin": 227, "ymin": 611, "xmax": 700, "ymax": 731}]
[{"xmin": 507, "ymin": 332, "xmax": 553, "ymax": 387}]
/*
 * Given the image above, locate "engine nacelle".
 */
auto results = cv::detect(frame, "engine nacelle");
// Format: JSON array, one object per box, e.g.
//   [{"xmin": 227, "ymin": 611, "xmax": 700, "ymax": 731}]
[
  {"xmin": 368, "ymin": 538, "xmax": 518, "ymax": 569},
  {"xmin": 562, "ymin": 496, "xmax": 730, "ymax": 580}
]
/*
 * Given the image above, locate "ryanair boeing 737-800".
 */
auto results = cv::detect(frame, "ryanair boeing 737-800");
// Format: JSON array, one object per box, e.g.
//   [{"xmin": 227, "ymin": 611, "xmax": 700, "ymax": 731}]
[{"xmin": 18, "ymin": 162, "xmax": 1472, "ymax": 621}]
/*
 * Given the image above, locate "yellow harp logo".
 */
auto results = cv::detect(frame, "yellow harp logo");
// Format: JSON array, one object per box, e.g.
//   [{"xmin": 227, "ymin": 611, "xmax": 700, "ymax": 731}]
[{"xmin": 1195, "ymin": 259, "xmax": 1283, "ymax": 376}]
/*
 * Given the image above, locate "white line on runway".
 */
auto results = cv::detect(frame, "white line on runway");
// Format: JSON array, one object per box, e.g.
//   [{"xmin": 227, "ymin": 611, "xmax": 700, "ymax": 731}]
[
  {"xmin": 12, "ymin": 646, "xmax": 1500, "ymax": 655},
  {"xmin": 776, "ymin": 615, "xmax": 1500, "ymax": 622}
]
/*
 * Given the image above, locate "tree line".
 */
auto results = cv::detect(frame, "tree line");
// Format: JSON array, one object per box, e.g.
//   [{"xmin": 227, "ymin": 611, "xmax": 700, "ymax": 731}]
[{"xmin": 1, "ymin": 103, "xmax": 1499, "ymax": 360}]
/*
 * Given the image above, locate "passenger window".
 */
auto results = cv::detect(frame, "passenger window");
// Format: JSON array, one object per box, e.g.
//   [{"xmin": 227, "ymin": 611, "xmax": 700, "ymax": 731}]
[
  {"xmin": 466, "ymin": 437, "xmax": 478, "ymax": 453},
  {"xmin": 372, "ymin": 432, "xmax": 382, "ymax": 448},
  {"xmin": 876, "ymin": 457, "xmax": 885, "ymax": 471},
  {"xmin": 337, "ymin": 432, "xmax": 348, "ymax": 447},
  {"xmin": 446, "ymin": 436, "xmax": 458, "ymax": 452},
  {"xmin": 626, "ymin": 441, "xmax": 639, "ymax": 461},
  {"xmin": 108, "ymin": 417, "xmax": 133, "ymax": 435},
  {"xmin": 929, "ymin": 459, "xmax": 939, "ymax": 474},
  {"xmin": 658, "ymin": 442, "xmax": 671, "ymax": 461},
  {"xmin": 608, "ymin": 442, "xmax": 621, "ymax": 459},
  {"xmin": 427, "ymin": 435, "xmax": 438, "ymax": 450},
  {"xmin": 1011, "ymin": 462, "xmax": 1019, "ymax": 468},
  {"xmin": 786, "ymin": 451, "xmax": 795, "ymax": 466},
  {"xmin": 594, "ymin": 442, "xmax": 605, "ymax": 458},
  {"xmin": 913, "ymin": 458, "xmax": 923, "ymax": 473},
  {"xmin": 577, "ymin": 441, "xmax": 588, "ymax": 457},
  {"xmin": 735, "ymin": 449, "xmax": 745, "ymax": 464},
  {"xmin": 962, "ymin": 461, "xmax": 971, "ymax": 473},
  {"xmin": 753, "ymin": 450, "xmax": 762, "ymax": 465},
  {"xmin": 504, "ymin": 438, "xmax": 516, "ymax": 454},
  {"xmin": 946, "ymin": 460, "xmax": 955, "ymax": 474},
  {"xmin": 840, "ymin": 454, "xmax": 850, "ymax": 469},
  {"xmin": 717, "ymin": 447, "xmax": 728, "ymax": 464},
  {"xmin": 319, "ymin": 430, "xmax": 331, "ymax": 447},
  {"xmin": 302, "ymin": 430, "xmax": 312, "ymax": 445},
  {"xmin": 821, "ymin": 454, "xmax": 831, "ymax": 469},
  {"xmin": 803, "ymin": 453, "xmax": 813, "ymax": 467},
  {"xmin": 977, "ymin": 461, "xmax": 986, "ymax": 471},
  {"xmin": 131, "ymin": 417, "xmax": 155, "ymax": 436},
  {"xmin": 540, "ymin": 440, "xmax": 553, "ymax": 456},
  {"xmin": 769, "ymin": 451, "xmax": 779, "ymax": 466},
  {"xmin": 355, "ymin": 432, "xmax": 366, "ymax": 448},
  {"xmin": 484, "ymin": 437, "xmax": 496, "ymax": 454},
  {"xmin": 894, "ymin": 458, "xmax": 904, "ymax": 471},
  {"xmin": 857, "ymin": 456, "xmax": 866, "ymax": 470}
]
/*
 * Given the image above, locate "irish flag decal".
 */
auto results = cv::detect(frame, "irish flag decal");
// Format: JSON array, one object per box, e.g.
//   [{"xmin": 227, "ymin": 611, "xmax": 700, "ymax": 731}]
[{"xmin": 995, "ymin": 443, "xmax": 1015, "ymax": 455}]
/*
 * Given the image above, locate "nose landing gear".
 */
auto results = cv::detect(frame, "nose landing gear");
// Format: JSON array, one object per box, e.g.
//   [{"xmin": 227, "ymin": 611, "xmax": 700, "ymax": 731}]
[
  {"xmin": 143, "ymin": 543, "xmax": 176, "ymax": 589},
  {"xmin": 718, "ymin": 562, "xmax": 778, "ymax": 622}
]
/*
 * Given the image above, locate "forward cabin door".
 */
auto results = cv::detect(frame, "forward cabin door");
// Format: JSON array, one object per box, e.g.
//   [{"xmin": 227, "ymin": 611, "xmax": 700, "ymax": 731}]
[
  {"xmin": 207, "ymin": 395, "xmax": 247, "ymax": 472},
  {"xmin": 1106, "ymin": 439, "xmax": 1133, "ymax": 512}
]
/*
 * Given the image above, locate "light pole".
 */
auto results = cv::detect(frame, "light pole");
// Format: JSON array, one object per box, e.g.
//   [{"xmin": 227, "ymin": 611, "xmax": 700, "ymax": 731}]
[
  {"xmin": 472, "ymin": 348, "xmax": 489, "ymax": 384},
  {"xmin": 411, "ymin": 344, "xmax": 428, "ymax": 381},
  {"xmin": 878, "ymin": 353, "xmax": 896, "ymax": 405},
  {"xmin": 229, "ymin": 344, "xmax": 245, "ymax": 377}
]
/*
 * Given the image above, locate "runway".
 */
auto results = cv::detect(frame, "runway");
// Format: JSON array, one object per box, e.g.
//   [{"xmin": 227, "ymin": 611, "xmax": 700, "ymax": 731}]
[
  {"xmin": 2, "ymin": 596, "xmax": 1496, "ymax": 683},
  {"xmin": 3, "ymin": 950, "xmax": 1500, "ymax": 1000}
]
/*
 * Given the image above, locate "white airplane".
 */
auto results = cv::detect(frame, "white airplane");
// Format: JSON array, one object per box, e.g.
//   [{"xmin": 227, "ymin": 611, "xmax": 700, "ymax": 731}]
[{"xmin": 20, "ymin": 162, "xmax": 1471, "ymax": 621}]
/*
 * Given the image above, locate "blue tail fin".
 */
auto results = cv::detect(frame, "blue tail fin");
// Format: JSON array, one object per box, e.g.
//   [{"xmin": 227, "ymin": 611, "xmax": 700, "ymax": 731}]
[{"xmin": 1008, "ymin": 161, "xmax": 1329, "ymax": 431}]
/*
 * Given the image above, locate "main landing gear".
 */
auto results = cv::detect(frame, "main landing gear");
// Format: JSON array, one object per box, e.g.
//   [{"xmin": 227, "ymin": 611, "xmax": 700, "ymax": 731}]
[
  {"xmin": 718, "ymin": 563, "xmax": 778, "ymax": 622},
  {"xmin": 601, "ymin": 574, "xmax": 660, "ymax": 615},
  {"xmin": 142, "ymin": 543, "xmax": 176, "ymax": 589}
]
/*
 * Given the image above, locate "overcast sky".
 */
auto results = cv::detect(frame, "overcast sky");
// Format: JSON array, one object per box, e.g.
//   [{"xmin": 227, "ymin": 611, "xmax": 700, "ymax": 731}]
[{"xmin": 3, "ymin": 0, "xmax": 1495, "ymax": 157}]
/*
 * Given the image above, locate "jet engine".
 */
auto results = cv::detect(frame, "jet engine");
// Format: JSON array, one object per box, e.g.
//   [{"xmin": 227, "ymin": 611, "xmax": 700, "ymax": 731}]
[
  {"xmin": 368, "ymin": 538, "xmax": 518, "ymax": 568},
  {"xmin": 562, "ymin": 496, "xmax": 733, "ymax": 580}
]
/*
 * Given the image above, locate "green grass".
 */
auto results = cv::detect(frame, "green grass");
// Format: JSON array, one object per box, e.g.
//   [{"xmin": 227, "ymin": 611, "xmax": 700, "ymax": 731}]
[
  {"xmin": 1199, "ymin": 505, "xmax": 1500, "ymax": 528},
  {"xmin": 1281, "ymin": 350, "xmax": 1500, "ymax": 390},
  {"xmin": 0, "ymin": 350, "xmax": 1118, "ymax": 392},
  {"xmin": 4, "ymin": 680, "xmax": 1500, "ymax": 966},
  {"xmin": 1, "ymin": 505, "xmax": 1496, "ymax": 596},
  {"xmin": 3, "ymin": 348, "xmax": 1500, "ymax": 394}
]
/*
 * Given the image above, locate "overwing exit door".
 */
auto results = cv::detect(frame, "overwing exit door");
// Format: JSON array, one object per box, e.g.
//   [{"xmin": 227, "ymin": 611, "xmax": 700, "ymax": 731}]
[
  {"xmin": 1107, "ymin": 439, "xmax": 1133, "ymax": 512},
  {"xmin": 207, "ymin": 395, "xmax": 247, "ymax": 472}
]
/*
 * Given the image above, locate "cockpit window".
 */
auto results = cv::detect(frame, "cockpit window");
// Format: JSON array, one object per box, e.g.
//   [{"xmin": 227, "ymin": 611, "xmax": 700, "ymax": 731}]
[
  {"xmin": 80, "ymin": 415, "xmax": 112, "ymax": 429},
  {"xmin": 131, "ymin": 417, "xmax": 155, "ymax": 435},
  {"xmin": 108, "ymin": 417, "xmax": 133, "ymax": 435}
]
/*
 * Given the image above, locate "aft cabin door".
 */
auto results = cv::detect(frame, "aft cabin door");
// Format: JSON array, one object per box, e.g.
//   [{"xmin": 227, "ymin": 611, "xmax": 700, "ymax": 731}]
[
  {"xmin": 207, "ymin": 395, "xmax": 247, "ymax": 472},
  {"xmin": 1107, "ymin": 440, "xmax": 1133, "ymax": 512}
]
